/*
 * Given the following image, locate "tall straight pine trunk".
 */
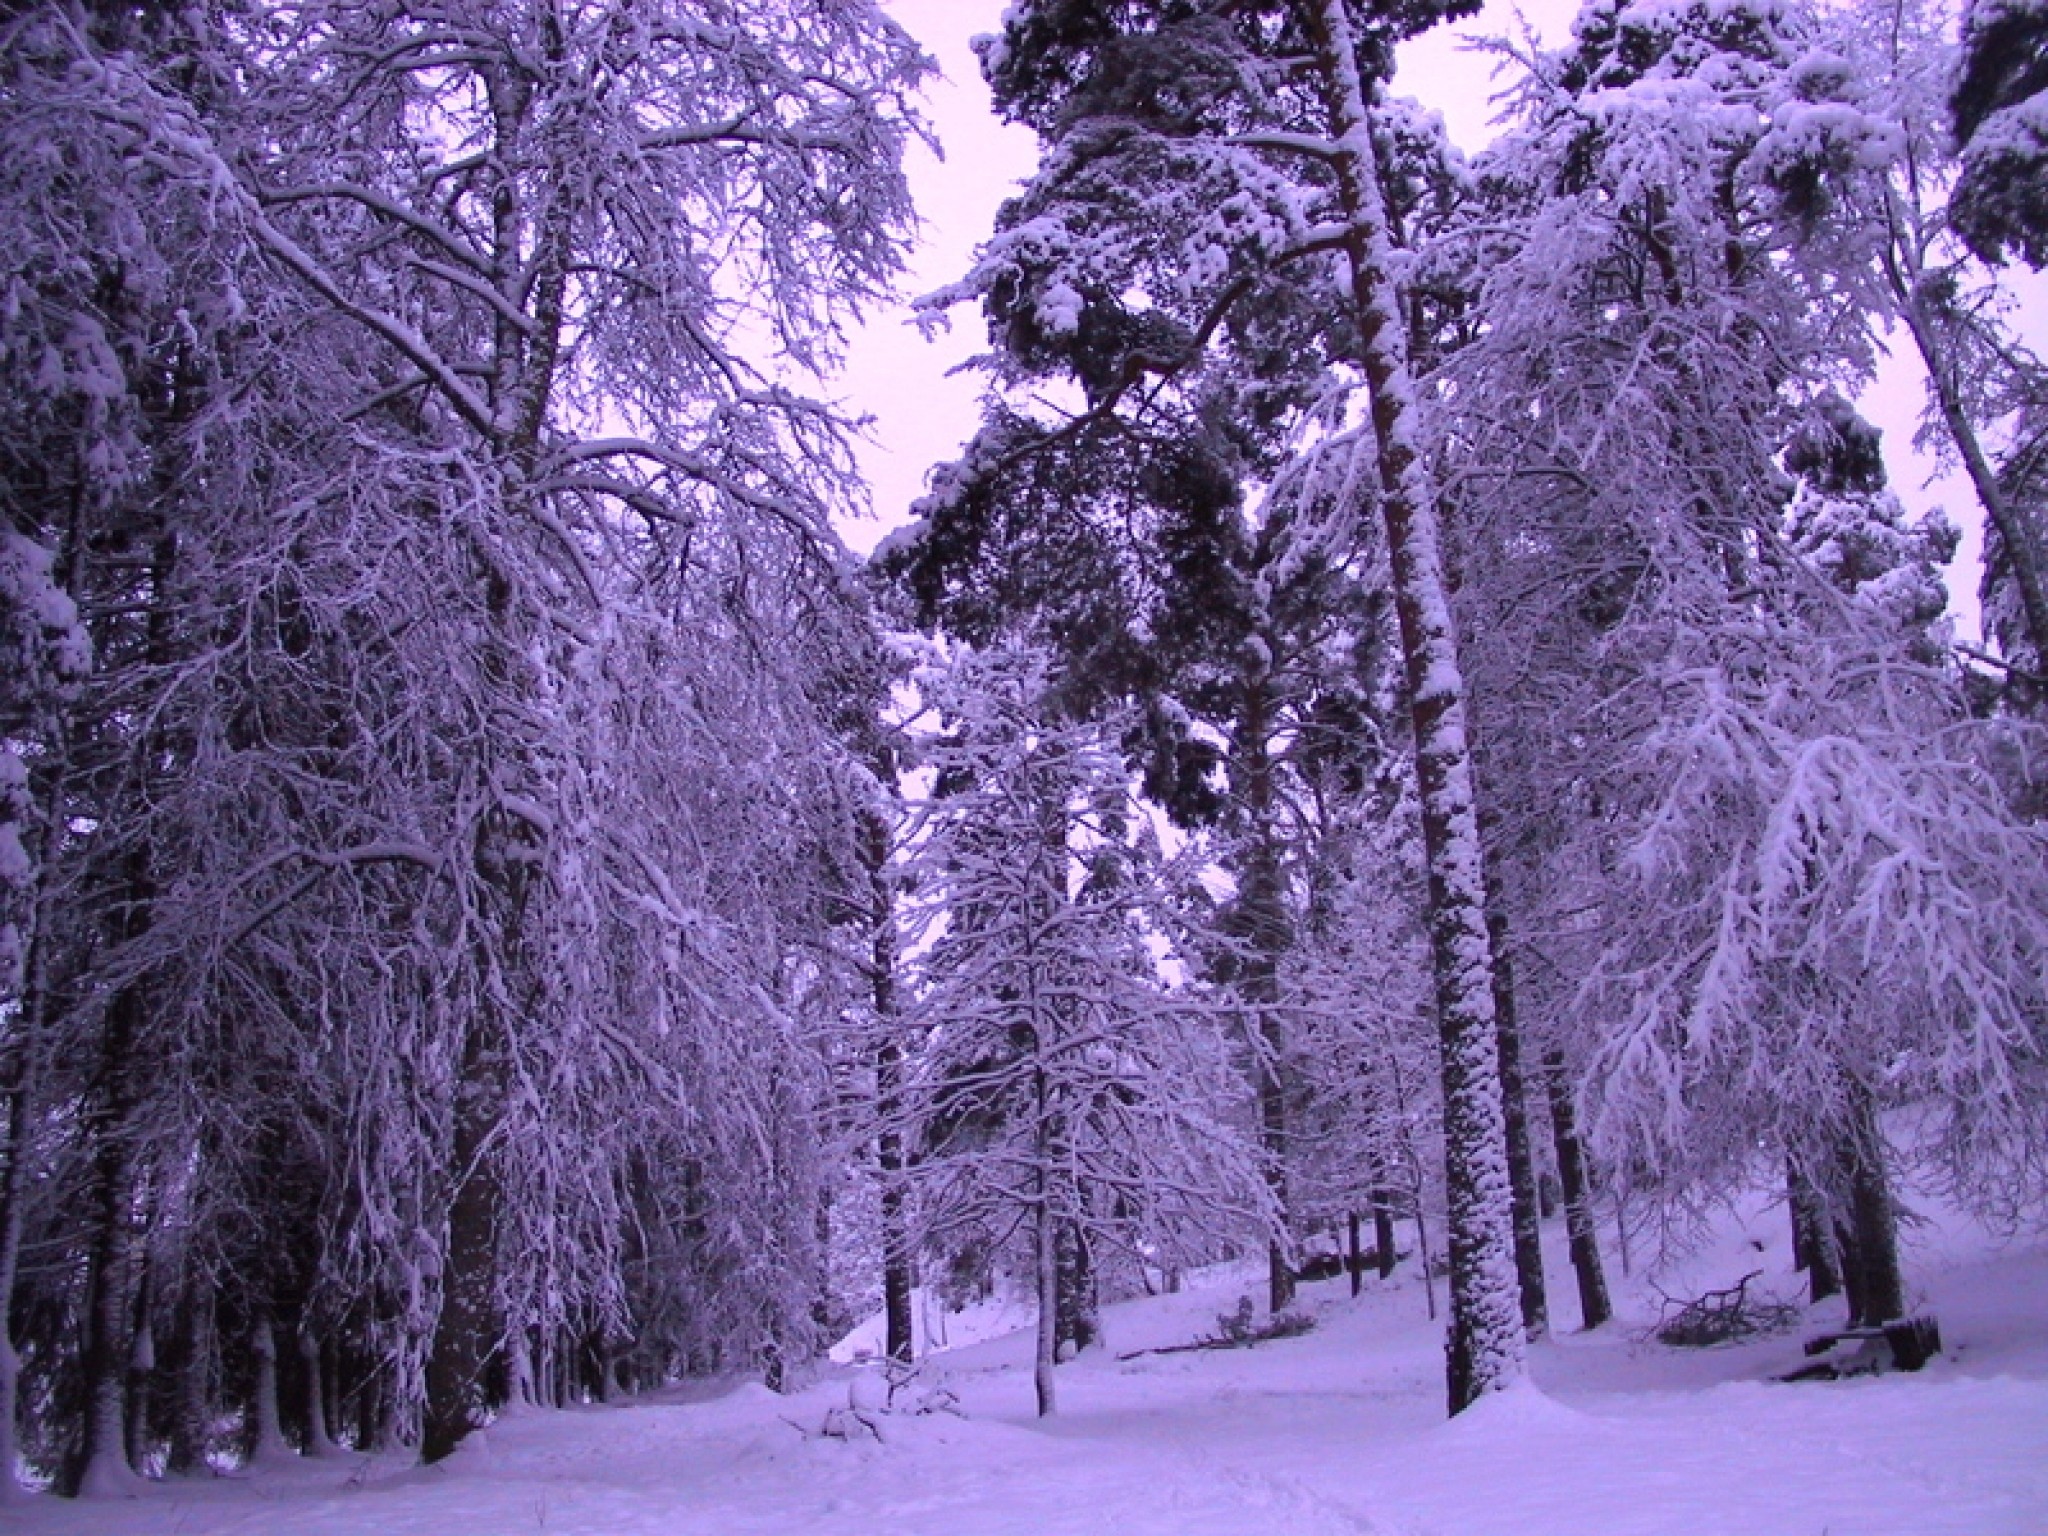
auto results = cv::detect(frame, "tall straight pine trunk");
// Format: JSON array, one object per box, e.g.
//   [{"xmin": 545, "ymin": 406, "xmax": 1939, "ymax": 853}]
[{"xmin": 1300, "ymin": 0, "xmax": 1525, "ymax": 1413}]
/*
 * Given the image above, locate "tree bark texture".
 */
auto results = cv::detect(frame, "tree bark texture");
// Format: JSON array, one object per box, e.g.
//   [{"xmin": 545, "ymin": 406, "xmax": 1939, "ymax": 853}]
[
  {"xmin": 421, "ymin": 1000, "xmax": 509, "ymax": 1463},
  {"xmin": 1486, "ymin": 900, "xmax": 1548, "ymax": 1338},
  {"xmin": 74, "ymin": 980, "xmax": 150, "ymax": 1496},
  {"xmin": 1542, "ymin": 1053, "xmax": 1610, "ymax": 1330},
  {"xmin": 1300, "ymin": 0, "xmax": 1525, "ymax": 1414},
  {"xmin": 867, "ymin": 807, "xmax": 916, "ymax": 1366},
  {"xmin": 1789, "ymin": 1159, "xmax": 1842, "ymax": 1304},
  {"xmin": 1834, "ymin": 1089, "xmax": 1904, "ymax": 1327},
  {"xmin": 1374, "ymin": 1195, "xmax": 1398, "ymax": 1280},
  {"xmin": 248, "ymin": 1319, "xmax": 291, "ymax": 1465},
  {"xmin": 1033, "ymin": 1162, "xmax": 1058, "ymax": 1417},
  {"xmin": 1235, "ymin": 698, "xmax": 1297, "ymax": 1319}
]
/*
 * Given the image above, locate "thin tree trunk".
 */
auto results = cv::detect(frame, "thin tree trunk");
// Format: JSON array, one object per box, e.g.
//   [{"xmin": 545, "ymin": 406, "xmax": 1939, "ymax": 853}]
[
  {"xmin": 1885, "ymin": 223, "xmax": 2048, "ymax": 672},
  {"xmin": 1374, "ymin": 1194, "xmax": 1397, "ymax": 1280},
  {"xmin": 124, "ymin": 1256, "xmax": 155, "ymax": 1474},
  {"xmin": 324, "ymin": 1336, "xmax": 341, "ymax": 1447},
  {"xmin": 875, "ymin": 1008, "xmax": 914, "ymax": 1364},
  {"xmin": 1055, "ymin": 1218, "xmax": 1100, "ymax": 1356},
  {"xmin": 1790, "ymin": 1159, "xmax": 1842, "ymax": 1305},
  {"xmin": 1348, "ymin": 1211, "xmax": 1364, "ymax": 1297},
  {"xmin": 1033, "ymin": 1166, "xmax": 1058, "ymax": 1418},
  {"xmin": 1237, "ymin": 703, "xmax": 1296, "ymax": 1319},
  {"xmin": 1302, "ymin": 0, "xmax": 1524, "ymax": 1414},
  {"xmin": 1032, "ymin": 959, "xmax": 1061, "ymax": 1419},
  {"xmin": 1486, "ymin": 898, "xmax": 1548, "ymax": 1338},
  {"xmin": 0, "ymin": 523, "xmax": 77, "ymax": 1507},
  {"xmin": 0, "ymin": 747, "xmax": 70, "ymax": 1501},
  {"xmin": 1542, "ymin": 1052, "xmax": 1610, "ymax": 1330},
  {"xmin": 1414, "ymin": 1193, "xmax": 1439, "ymax": 1323},
  {"xmin": 500, "ymin": 1326, "xmax": 539, "ymax": 1418},
  {"xmin": 861, "ymin": 789, "xmax": 916, "ymax": 1365}
]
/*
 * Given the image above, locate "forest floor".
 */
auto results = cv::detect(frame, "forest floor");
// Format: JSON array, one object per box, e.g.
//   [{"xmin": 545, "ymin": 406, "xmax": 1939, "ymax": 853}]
[{"xmin": 13, "ymin": 1186, "xmax": 2048, "ymax": 1535}]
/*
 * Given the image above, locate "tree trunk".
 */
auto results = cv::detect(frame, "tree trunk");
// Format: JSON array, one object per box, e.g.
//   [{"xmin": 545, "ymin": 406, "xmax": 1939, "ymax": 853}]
[
  {"xmin": 1055, "ymin": 1219, "xmax": 1100, "ymax": 1357},
  {"xmin": 1302, "ymin": 0, "xmax": 1524, "ymax": 1414},
  {"xmin": 124, "ymin": 1258, "xmax": 155, "ymax": 1474},
  {"xmin": 0, "ymin": 762, "xmax": 68, "ymax": 1502},
  {"xmin": 248, "ymin": 1319, "xmax": 291, "ymax": 1466},
  {"xmin": 877, "ymin": 1135, "xmax": 916, "ymax": 1361},
  {"xmin": 74, "ymin": 990, "xmax": 150, "ymax": 1496},
  {"xmin": 1789, "ymin": 1159, "xmax": 1841, "ymax": 1305},
  {"xmin": 1236, "ymin": 697, "xmax": 1296, "ymax": 1319},
  {"xmin": 859, "ymin": 792, "xmax": 917, "ymax": 1365},
  {"xmin": 1486, "ymin": 898, "xmax": 1548, "ymax": 1338},
  {"xmin": 298, "ymin": 1329, "xmax": 338, "ymax": 1454},
  {"xmin": 163, "ymin": 1287, "xmax": 214, "ymax": 1475},
  {"xmin": 0, "ymin": 1333, "xmax": 18, "ymax": 1506},
  {"xmin": 0, "ymin": 1015, "xmax": 34, "ymax": 1503},
  {"xmin": 1886, "ymin": 227, "xmax": 2048, "ymax": 674},
  {"xmin": 1614, "ymin": 1188, "xmax": 1633, "ymax": 1279},
  {"xmin": 1836, "ymin": 1091, "xmax": 1904, "ymax": 1326},
  {"xmin": 500, "ymin": 1326, "xmax": 538, "ymax": 1418},
  {"xmin": 1542, "ymin": 1052, "xmax": 1610, "ymax": 1330},
  {"xmin": 1033, "ymin": 1175, "xmax": 1058, "ymax": 1418},
  {"xmin": 1374, "ymin": 1195, "xmax": 1397, "ymax": 1280},
  {"xmin": 875, "ymin": 1012, "xmax": 914, "ymax": 1364},
  {"xmin": 421, "ymin": 1008, "xmax": 507, "ymax": 1462},
  {"xmin": 1348, "ymin": 1211, "xmax": 1365, "ymax": 1296}
]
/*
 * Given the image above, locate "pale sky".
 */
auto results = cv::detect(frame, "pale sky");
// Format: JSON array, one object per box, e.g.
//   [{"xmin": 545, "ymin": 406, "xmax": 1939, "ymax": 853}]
[{"xmin": 841, "ymin": 0, "xmax": 2008, "ymax": 640}]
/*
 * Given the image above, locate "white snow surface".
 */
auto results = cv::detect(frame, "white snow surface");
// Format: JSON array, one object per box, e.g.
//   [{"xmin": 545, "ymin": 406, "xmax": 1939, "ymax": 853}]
[{"xmin": 17, "ymin": 1196, "xmax": 2048, "ymax": 1534}]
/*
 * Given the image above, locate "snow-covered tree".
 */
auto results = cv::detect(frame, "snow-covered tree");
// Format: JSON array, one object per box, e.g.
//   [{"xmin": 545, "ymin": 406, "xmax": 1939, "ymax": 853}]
[
  {"xmin": 1429, "ymin": 0, "xmax": 2048, "ymax": 1325},
  {"xmin": 1951, "ymin": 0, "xmax": 2048, "ymax": 268},
  {"xmin": 896, "ymin": 0, "xmax": 1526, "ymax": 1412},
  {"xmin": 0, "ymin": 0, "xmax": 931, "ymax": 1483},
  {"xmin": 897, "ymin": 646, "xmax": 1267, "ymax": 1416}
]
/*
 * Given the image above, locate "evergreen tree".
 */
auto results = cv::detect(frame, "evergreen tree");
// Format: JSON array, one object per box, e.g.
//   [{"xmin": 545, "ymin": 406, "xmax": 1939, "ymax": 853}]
[
  {"xmin": 896, "ymin": 645, "xmax": 1266, "ymax": 1416},
  {"xmin": 891, "ymin": 0, "xmax": 1526, "ymax": 1411},
  {"xmin": 1952, "ymin": 0, "xmax": 2048, "ymax": 268}
]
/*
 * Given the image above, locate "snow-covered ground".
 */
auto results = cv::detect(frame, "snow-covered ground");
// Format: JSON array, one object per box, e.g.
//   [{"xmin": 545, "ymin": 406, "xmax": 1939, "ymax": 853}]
[{"xmin": 13, "ymin": 1193, "xmax": 2048, "ymax": 1535}]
